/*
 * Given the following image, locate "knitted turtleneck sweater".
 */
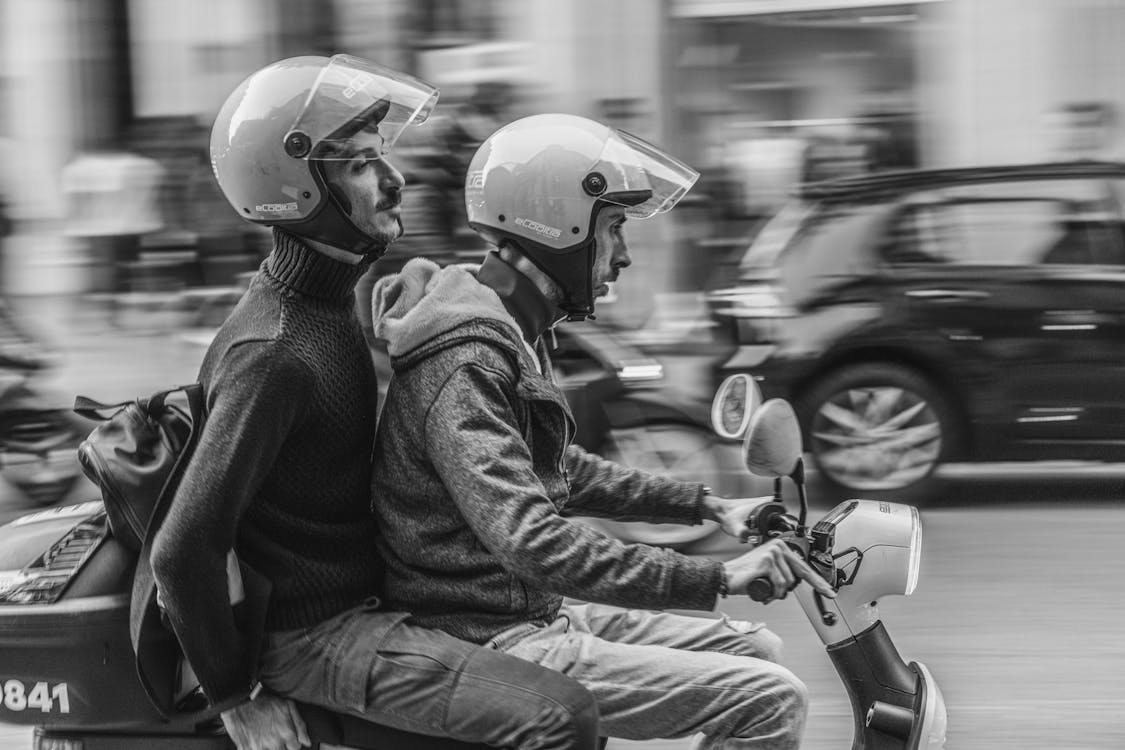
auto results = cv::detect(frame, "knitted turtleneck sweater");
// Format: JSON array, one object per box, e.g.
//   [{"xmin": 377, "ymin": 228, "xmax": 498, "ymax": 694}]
[{"xmin": 151, "ymin": 229, "xmax": 380, "ymax": 705}]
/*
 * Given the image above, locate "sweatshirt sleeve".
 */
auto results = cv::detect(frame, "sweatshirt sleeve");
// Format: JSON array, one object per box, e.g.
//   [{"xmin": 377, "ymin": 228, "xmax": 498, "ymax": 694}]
[
  {"xmin": 424, "ymin": 362, "xmax": 724, "ymax": 613},
  {"xmin": 561, "ymin": 444, "xmax": 707, "ymax": 525},
  {"xmin": 151, "ymin": 340, "xmax": 313, "ymax": 706}
]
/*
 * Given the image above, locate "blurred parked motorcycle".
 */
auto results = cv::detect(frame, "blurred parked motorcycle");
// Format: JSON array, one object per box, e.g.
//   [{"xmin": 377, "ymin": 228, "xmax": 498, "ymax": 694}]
[
  {"xmin": 552, "ymin": 322, "xmax": 733, "ymax": 548},
  {"xmin": 0, "ymin": 308, "xmax": 95, "ymax": 508}
]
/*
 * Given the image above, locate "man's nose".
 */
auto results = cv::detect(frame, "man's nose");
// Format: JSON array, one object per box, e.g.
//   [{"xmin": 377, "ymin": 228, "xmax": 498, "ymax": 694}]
[{"xmin": 380, "ymin": 161, "xmax": 406, "ymax": 192}]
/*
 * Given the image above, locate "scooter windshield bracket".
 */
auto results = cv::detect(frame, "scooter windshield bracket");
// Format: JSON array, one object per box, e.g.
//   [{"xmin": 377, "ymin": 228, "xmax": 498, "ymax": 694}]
[{"xmin": 832, "ymin": 547, "xmax": 864, "ymax": 587}]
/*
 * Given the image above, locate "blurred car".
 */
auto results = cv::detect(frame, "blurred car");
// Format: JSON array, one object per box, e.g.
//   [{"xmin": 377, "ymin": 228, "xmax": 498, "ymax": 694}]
[{"xmin": 709, "ymin": 161, "xmax": 1125, "ymax": 502}]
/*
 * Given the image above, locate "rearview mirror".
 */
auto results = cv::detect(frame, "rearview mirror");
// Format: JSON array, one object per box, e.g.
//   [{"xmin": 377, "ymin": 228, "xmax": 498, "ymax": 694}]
[
  {"xmin": 710, "ymin": 374, "xmax": 762, "ymax": 440},
  {"xmin": 742, "ymin": 399, "xmax": 803, "ymax": 478}
]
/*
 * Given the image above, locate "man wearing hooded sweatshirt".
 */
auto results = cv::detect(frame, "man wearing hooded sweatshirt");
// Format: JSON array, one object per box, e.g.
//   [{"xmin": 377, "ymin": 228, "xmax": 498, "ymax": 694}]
[{"xmin": 370, "ymin": 114, "xmax": 837, "ymax": 749}]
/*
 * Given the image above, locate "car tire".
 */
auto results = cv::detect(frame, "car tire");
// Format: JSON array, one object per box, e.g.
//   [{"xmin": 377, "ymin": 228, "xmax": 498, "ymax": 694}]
[
  {"xmin": 797, "ymin": 363, "xmax": 960, "ymax": 504},
  {"xmin": 588, "ymin": 421, "xmax": 725, "ymax": 548}
]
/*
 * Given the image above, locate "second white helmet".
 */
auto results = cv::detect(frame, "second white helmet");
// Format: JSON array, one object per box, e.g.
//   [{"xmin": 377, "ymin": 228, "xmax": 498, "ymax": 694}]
[{"xmin": 464, "ymin": 114, "xmax": 698, "ymax": 319}]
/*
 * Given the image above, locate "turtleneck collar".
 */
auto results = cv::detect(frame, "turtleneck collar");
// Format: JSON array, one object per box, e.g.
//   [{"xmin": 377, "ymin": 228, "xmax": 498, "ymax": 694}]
[
  {"xmin": 476, "ymin": 251, "xmax": 560, "ymax": 344},
  {"xmin": 266, "ymin": 228, "xmax": 372, "ymax": 302}
]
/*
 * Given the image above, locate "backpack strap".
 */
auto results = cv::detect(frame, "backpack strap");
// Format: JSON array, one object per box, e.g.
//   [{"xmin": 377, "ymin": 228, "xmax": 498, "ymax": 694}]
[
  {"xmin": 72, "ymin": 394, "xmax": 132, "ymax": 419},
  {"xmin": 127, "ymin": 383, "xmax": 209, "ymax": 718},
  {"xmin": 142, "ymin": 383, "xmax": 204, "ymax": 540},
  {"xmin": 74, "ymin": 383, "xmax": 205, "ymax": 425}
]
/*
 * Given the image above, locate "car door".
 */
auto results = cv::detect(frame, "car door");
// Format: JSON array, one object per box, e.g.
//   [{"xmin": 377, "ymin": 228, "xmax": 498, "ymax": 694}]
[{"xmin": 879, "ymin": 176, "xmax": 1125, "ymax": 453}]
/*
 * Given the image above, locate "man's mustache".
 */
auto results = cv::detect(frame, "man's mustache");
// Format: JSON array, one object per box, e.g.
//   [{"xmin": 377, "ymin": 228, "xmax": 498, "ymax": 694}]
[{"xmin": 377, "ymin": 188, "xmax": 402, "ymax": 211}]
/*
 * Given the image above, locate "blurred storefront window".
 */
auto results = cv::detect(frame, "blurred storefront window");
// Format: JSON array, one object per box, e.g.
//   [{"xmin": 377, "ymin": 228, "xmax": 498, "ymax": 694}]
[{"xmin": 669, "ymin": 2, "xmax": 930, "ymax": 221}]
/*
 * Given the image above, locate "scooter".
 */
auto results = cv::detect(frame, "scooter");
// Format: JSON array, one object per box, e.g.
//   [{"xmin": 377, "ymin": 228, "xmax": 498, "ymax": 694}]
[
  {"xmin": 713, "ymin": 373, "xmax": 948, "ymax": 750},
  {"xmin": 0, "ymin": 372, "xmax": 944, "ymax": 750}
]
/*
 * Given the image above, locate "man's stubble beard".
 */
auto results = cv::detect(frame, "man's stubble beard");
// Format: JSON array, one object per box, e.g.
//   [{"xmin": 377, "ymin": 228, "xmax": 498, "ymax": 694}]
[{"xmin": 367, "ymin": 215, "xmax": 403, "ymax": 251}]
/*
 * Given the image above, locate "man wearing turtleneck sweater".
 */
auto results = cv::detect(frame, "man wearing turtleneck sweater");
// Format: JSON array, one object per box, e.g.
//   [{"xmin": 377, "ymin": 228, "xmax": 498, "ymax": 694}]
[{"xmin": 151, "ymin": 57, "xmax": 598, "ymax": 750}]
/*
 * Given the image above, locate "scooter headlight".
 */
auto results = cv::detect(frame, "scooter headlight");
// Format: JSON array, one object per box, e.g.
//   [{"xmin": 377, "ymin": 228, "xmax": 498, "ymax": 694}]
[
  {"xmin": 906, "ymin": 505, "xmax": 922, "ymax": 596},
  {"xmin": 815, "ymin": 500, "xmax": 922, "ymax": 600}
]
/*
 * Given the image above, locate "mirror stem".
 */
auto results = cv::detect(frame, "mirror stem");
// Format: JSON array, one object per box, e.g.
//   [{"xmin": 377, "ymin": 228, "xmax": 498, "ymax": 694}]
[
  {"xmin": 791, "ymin": 457, "xmax": 809, "ymax": 532},
  {"xmin": 773, "ymin": 476, "xmax": 782, "ymax": 503}
]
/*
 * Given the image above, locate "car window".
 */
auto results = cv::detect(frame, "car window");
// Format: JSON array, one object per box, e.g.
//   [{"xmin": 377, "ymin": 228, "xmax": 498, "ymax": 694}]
[
  {"xmin": 745, "ymin": 201, "xmax": 893, "ymax": 306},
  {"xmin": 884, "ymin": 178, "xmax": 1125, "ymax": 266},
  {"xmin": 738, "ymin": 200, "xmax": 814, "ymax": 274}
]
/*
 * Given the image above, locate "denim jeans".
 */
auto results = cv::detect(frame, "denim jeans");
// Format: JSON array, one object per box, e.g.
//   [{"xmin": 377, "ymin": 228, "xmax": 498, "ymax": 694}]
[
  {"xmin": 257, "ymin": 598, "xmax": 598, "ymax": 749},
  {"xmin": 487, "ymin": 603, "xmax": 808, "ymax": 749}
]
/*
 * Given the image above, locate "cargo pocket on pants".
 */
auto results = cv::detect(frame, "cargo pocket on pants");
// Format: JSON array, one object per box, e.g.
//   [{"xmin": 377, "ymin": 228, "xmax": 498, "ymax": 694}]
[
  {"xmin": 359, "ymin": 620, "xmax": 481, "ymax": 733},
  {"xmin": 322, "ymin": 608, "xmax": 412, "ymax": 715}
]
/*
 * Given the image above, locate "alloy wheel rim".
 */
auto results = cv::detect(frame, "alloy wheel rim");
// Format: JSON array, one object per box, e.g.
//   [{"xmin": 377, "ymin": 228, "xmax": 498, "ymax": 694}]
[{"xmin": 810, "ymin": 385, "xmax": 942, "ymax": 490}]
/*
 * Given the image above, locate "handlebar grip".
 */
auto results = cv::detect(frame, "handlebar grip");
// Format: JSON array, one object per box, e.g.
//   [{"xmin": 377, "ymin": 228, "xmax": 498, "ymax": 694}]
[{"xmin": 747, "ymin": 578, "xmax": 773, "ymax": 602}]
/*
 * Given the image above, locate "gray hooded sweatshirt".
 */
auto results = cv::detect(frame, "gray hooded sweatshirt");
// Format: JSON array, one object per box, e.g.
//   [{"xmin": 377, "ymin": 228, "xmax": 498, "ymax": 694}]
[{"xmin": 370, "ymin": 257, "xmax": 724, "ymax": 645}]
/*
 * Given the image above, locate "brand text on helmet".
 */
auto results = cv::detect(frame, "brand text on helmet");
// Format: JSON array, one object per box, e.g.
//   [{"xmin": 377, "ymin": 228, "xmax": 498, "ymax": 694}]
[{"xmin": 514, "ymin": 217, "xmax": 562, "ymax": 240}]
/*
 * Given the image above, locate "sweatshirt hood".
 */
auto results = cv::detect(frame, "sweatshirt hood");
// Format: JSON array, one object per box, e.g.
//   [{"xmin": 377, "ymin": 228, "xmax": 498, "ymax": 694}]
[{"xmin": 371, "ymin": 257, "xmax": 519, "ymax": 358}]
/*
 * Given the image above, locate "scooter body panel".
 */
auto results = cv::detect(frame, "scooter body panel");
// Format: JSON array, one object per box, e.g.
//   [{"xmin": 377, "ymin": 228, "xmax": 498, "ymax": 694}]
[
  {"xmin": 0, "ymin": 593, "xmax": 173, "ymax": 729},
  {"xmin": 0, "ymin": 506, "xmax": 493, "ymax": 749}
]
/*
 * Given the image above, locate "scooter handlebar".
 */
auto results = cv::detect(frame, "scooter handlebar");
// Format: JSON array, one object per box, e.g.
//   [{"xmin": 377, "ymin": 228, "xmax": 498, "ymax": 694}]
[
  {"xmin": 742, "ymin": 505, "xmax": 806, "ymax": 603},
  {"xmin": 747, "ymin": 578, "xmax": 773, "ymax": 602},
  {"xmin": 745, "ymin": 576, "xmax": 800, "ymax": 603}
]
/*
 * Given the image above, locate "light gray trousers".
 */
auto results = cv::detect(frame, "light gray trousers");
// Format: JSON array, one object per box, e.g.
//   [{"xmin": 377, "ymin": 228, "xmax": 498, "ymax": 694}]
[{"xmin": 487, "ymin": 603, "xmax": 808, "ymax": 749}]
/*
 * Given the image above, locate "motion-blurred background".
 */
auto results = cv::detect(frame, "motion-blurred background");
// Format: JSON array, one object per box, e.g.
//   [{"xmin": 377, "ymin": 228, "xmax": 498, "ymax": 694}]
[
  {"xmin": 0, "ymin": 1, "xmax": 1123, "ymax": 749},
  {"xmin": 3, "ymin": 0, "xmax": 1123, "ymax": 316}
]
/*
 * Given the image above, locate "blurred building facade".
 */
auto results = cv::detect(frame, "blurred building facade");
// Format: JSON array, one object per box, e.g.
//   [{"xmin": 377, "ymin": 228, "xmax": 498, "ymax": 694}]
[{"xmin": 2, "ymin": 0, "xmax": 1125, "ymax": 313}]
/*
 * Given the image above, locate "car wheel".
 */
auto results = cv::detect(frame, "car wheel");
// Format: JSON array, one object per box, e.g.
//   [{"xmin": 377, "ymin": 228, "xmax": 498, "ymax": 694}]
[
  {"xmin": 592, "ymin": 421, "xmax": 724, "ymax": 548},
  {"xmin": 797, "ymin": 363, "xmax": 960, "ymax": 503}
]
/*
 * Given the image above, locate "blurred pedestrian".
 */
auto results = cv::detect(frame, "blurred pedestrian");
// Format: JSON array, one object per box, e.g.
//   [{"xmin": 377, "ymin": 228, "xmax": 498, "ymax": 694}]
[
  {"xmin": 1047, "ymin": 101, "xmax": 1121, "ymax": 160},
  {"xmin": 370, "ymin": 113, "xmax": 837, "ymax": 750},
  {"xmin": 60, "ymin": 147, "xmax": 164, "ymax": 293},
  {"xmin": 151, "ymin": 56, "xmax": 597, "ymax": 750}
]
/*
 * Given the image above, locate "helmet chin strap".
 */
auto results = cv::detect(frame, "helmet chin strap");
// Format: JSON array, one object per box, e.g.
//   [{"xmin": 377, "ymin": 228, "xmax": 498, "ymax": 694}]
[
  {"xmin": 561, "ymin": 239, "xmax": 597, "ymax": 322},
  {"xmin": 284, "ymin": 184, "xmax": 385, "ymax": 259},
  {"xmin": 502, "ymin": 242, "xmax": 597, "ymax": 322}
]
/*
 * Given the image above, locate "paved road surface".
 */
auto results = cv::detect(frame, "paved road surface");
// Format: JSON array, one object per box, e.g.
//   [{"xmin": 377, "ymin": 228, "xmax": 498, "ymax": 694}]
[{"xmin": 4, "ymin": 500, "xmax": 1121, "ymax": 749}]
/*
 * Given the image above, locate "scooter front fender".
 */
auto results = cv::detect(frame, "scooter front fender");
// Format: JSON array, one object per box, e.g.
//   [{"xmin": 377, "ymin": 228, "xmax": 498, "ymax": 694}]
[{"xmin": 826, "ymin": 621, "xmax": 947, "ymax": 750}]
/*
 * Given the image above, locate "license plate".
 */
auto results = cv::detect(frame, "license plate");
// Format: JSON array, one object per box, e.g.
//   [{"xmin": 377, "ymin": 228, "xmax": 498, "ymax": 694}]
[{"xmin": 0, "ymin": 680, "xmax": 71, "ymax": 714}]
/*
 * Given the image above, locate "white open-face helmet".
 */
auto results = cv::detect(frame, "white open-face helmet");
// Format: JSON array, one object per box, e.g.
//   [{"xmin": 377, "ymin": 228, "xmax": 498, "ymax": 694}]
[
  {"xmin": 465, "ymin": 113, "xmax": 698, "ymax": 319},
  {"xmin": 210, "ymin": 54, "xmax": 439, "ymax": 256}
]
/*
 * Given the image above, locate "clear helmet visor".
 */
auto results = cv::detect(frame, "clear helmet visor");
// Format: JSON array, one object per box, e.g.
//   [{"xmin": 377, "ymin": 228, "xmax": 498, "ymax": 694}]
[
  {"xmin": 287, "ymin": 54, "xmax": 439, "ymax": 160},
  {"xmin": 597, "ymin": 128, "xmax": 699, "ymax": 218}
]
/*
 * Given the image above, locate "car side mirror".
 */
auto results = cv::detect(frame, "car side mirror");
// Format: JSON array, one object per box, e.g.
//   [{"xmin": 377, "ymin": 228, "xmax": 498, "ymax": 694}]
[
  {"xmin": 742, "ymin": 399, "xmax": 803, "ymax": 479},
  {"xmin": 710, "ymin": 374, "xmax": 763, "ymax": 440}
]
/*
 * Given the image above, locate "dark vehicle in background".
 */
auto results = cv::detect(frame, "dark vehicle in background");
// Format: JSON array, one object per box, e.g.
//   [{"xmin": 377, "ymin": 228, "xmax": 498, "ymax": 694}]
[{"xmin": 709, "ymin": 161, "xmax": 1125, "ymax": 502}]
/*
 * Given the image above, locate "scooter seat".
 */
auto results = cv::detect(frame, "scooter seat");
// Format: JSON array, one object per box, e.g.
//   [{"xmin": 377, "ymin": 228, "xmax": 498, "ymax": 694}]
[{"xmin": 299, "ymin": 703, "xmax": 488, "ymax": 749}]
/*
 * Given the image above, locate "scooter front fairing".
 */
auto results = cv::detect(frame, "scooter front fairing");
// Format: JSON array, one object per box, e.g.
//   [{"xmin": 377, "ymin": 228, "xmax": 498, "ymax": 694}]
[
  {"xmin": 715, "ymin": 382, "xmax": 949, "ymax": 750},
  {"xmin": 792, "ymin": 499, "xmax": 948, "ymax": 750}
]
